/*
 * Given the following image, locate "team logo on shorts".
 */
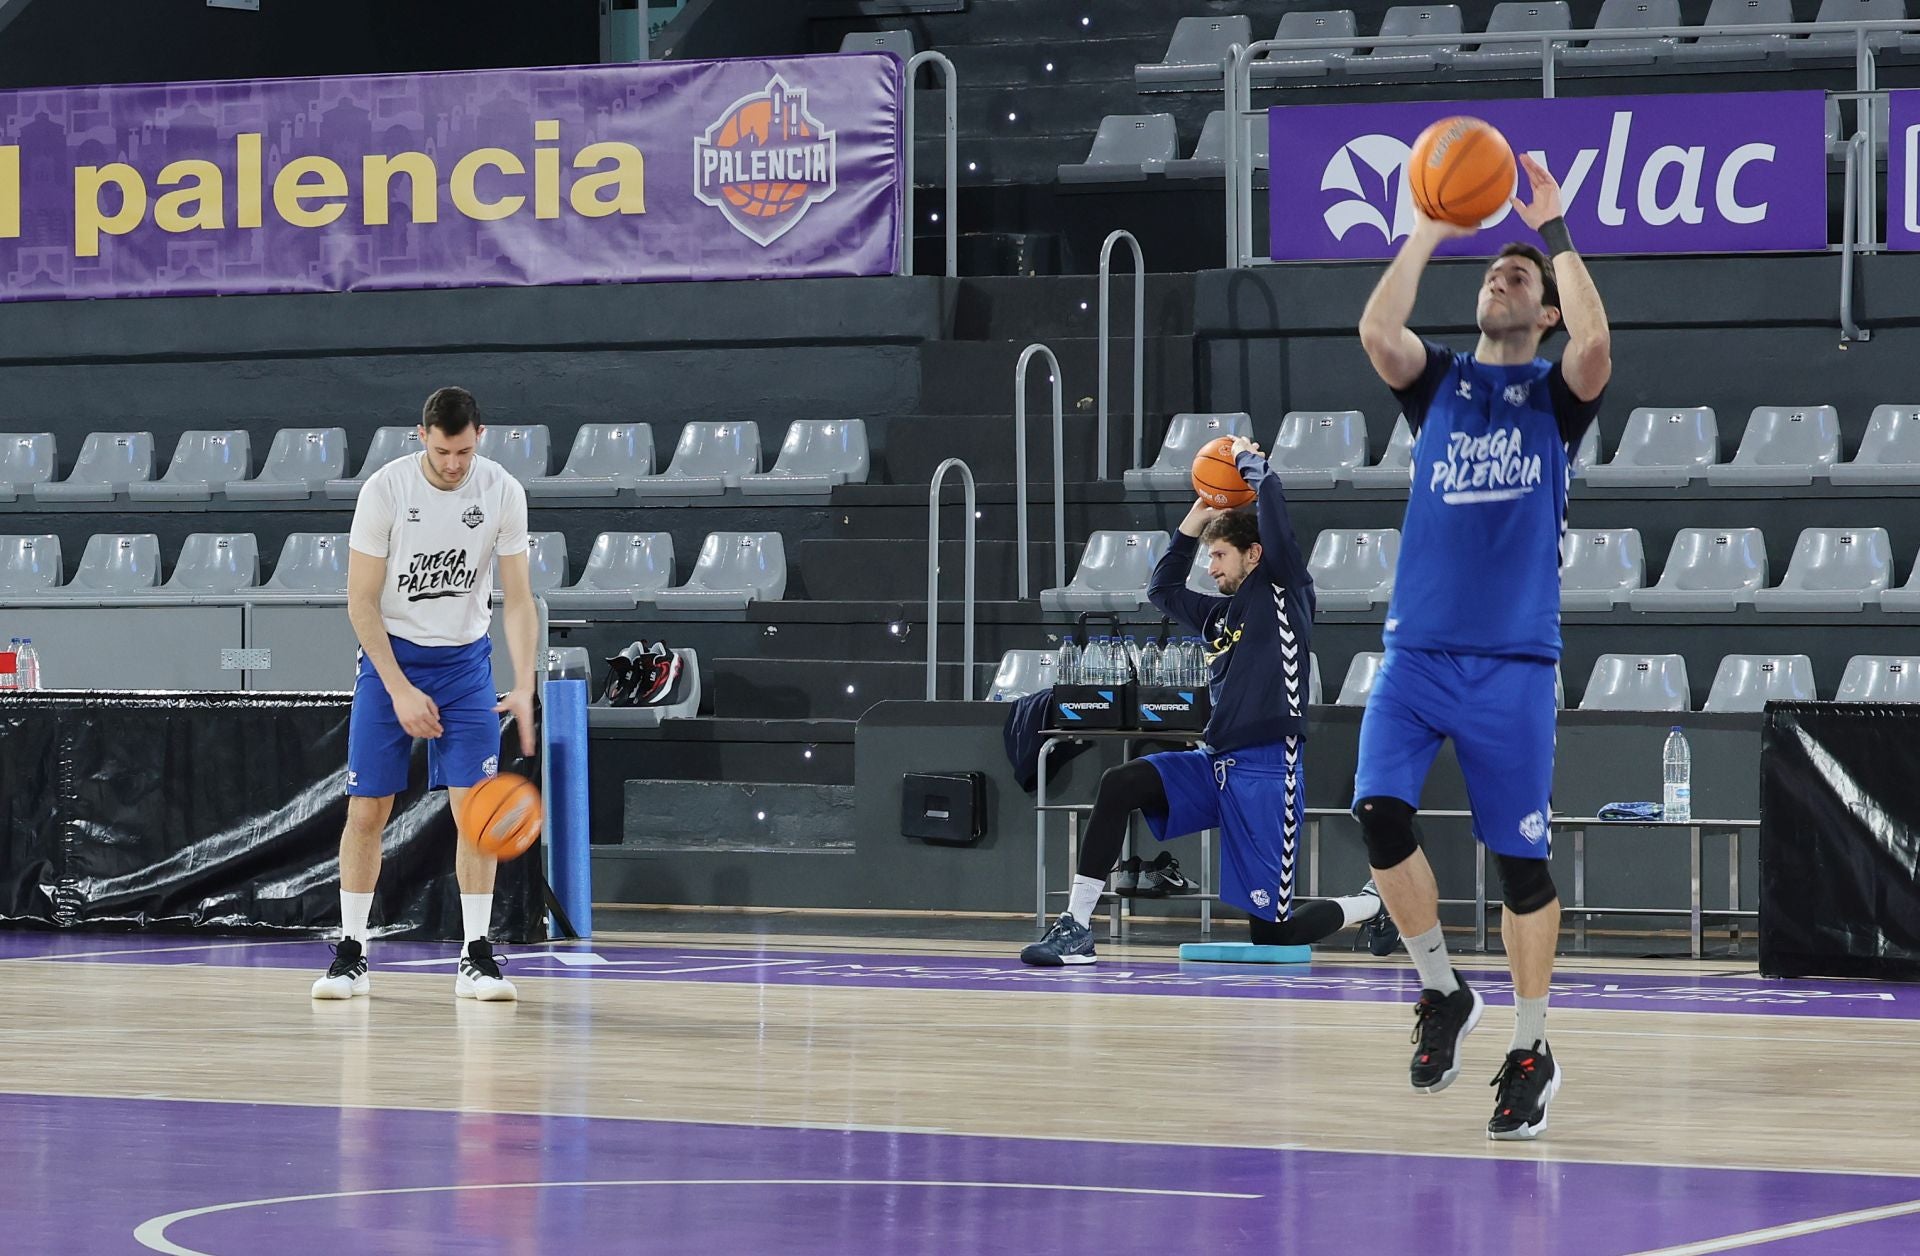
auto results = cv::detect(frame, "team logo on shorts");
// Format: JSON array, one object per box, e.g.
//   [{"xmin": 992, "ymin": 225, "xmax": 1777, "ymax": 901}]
[
  {"xmin": 1519, "ymin": 810, "xmax": 1548, "ymax": 844},
  {"xmin": 461, "ymin": 506, "xmax": 484, "ymax": 529},
  {"xmin": 694, "ymin": 75, "xmax": 838, "ymax": 247},
  {"xmin": 1251, "ymin": 889, "xmax": 1272, "ymax": 909},
  {"xmin": 481, "ymin": 755, "xmax": 498, "ymax": 779}
]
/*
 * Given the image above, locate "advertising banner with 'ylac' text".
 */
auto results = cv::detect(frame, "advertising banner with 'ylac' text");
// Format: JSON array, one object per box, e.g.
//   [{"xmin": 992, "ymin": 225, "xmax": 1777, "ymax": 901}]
[
  {"xmin": 1882, "ymin": 90, "xmax": 1920, "ymax": 250},
  {"xmin": 1269, "ymin": 91, "xmax": 1827, "ymax": 260},
  {"xmin": 0, "ymin": 53, "xmax": 903, "ymax": 302}
]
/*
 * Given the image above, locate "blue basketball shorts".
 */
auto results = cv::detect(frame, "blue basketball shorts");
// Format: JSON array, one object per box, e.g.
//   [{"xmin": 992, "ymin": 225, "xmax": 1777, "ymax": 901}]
[
  {"xmin": 1142, "ymin": 738, "xmax": 1303, "ymax": 922},
  {"xmin": 1353, "ymin": 647, "xmax": 1557, "ymax": 859},
  {"xmin": 347, "ymin": 635, "xmax": 501, "ymax": 797}
]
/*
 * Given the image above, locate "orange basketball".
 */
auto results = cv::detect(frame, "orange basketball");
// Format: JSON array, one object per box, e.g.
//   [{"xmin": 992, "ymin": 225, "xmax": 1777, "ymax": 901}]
[
  {"xmin": 1192, "ymin": 436, "xmax": 1254, "ymax": 509},
  {"xmin": 1407, "ymin": 116, "xmax": 1516, "ymax": 228},
  {"xmin": 460, "ymin": 771, "xmax": 543, "ymax": 861}
]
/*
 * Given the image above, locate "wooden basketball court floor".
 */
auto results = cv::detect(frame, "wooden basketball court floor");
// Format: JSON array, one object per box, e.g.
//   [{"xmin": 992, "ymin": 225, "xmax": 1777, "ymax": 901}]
[{"xmin": 4, "ymin": 924, "xmax": 1919, "ymax": 1254}]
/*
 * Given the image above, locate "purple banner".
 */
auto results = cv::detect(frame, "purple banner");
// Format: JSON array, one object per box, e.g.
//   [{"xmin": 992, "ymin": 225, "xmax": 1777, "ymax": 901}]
[
  {"xmin": 0, "ymin": 54, "xmax": 903, "ymax": 301},
  {"xmin": 1269, "ymin": 91, "xmax": 1826, "ymax": 260},
  {"xmin": 1888, "ymin": 90, "xmax": 1920, "ymax": 249}
]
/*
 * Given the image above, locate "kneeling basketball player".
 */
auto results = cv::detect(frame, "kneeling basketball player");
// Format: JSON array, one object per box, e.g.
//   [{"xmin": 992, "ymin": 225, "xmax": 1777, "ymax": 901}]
[{"xmin": 1022, "ymin": 436, "xmax": 1396, "ymax": 966}]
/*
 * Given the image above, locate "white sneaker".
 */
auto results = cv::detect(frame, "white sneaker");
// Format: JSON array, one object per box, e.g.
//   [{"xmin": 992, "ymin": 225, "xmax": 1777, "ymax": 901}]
[
  {"xmin": 311, "ymin": 939, "xmax": 370, "ymax": 1000},
  {"xmin": 454, "ymin": 939, "xmax": 517, "ymax": 1002}
]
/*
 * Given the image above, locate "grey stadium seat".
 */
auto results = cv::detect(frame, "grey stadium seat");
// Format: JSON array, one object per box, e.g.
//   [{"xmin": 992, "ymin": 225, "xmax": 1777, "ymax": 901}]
[
  {"xmin": 1307, "ymin": 528, "xmax": 1400, "ymax": 610},
  {"xmin": 1628, "ymin": 528, "xmax": 1768, "ymax": 610},
  {"xmin": 58, "ymin": 533, "xmax": 162, "ymax": 596},
  {"xmin": 326, "ymin": 426, "xmax": 423, "ymax": 499},
  {"xmin": 1252, "ymin": 10, "xmax": 1361, "ymax": 80},
  {"xmin": 1268, "ymin": 410, "xmax": 1368, "ymax": 488},
  {"xmin": 1565, "ymin": 0, "xmax": 1685, "ymax": 66},
  {"xmin": 0, "ymin": 535, "xmax": 61, "ymax": 594},
  {"xmin": 526, "ymin": 423, "xmax": 654, "ymax": 499},
  {"xmin": 1703, "ymin": 654, "xmax": 1818, "ymax": 712},
  {"xmin": 741, "ymin": 420, "xmax": 870, "ymax": 495},
  {"xmin": 1058, "ymin": 114, "xmax": 1179, "ymax": 184},
  {"xmin": 225, "ymin": 428, "xmax": 348, "ymax": 501},
  {"xmin": 1830, "ymin": 405, "xmax": 1920, "ymax": 485},
  {"xmin": 633, "ymin": 421, "xmax": 762, "ymax": 497},
  {"xmin": 0, "ymin": 433, "xmax": 57, "ymax": 504},
  {"xmin": 1164, "ymin": 111, "xmax": 1231, "ymax": 180},
  {"xmin": 1836, "ymin": 655, "xmax": 1920, "ymax": 701},
  {"xmin": 1583, "ymin": 407, "xmax": 1719, "ymax": 486},
  {"xmin": 543, "ymin": 532, "xmax": 675, "ymax": 611},
  {"xmin": 1344, "ymin": 5, "xmax": 1465, "ymax": 74},
  {"xmin": 989, "ymin": 649, "xmax": 1060, "ymax": 702},
  {"xmin": 1560, "ymin": 527, "xmax": 1645, "ymax": 610},
  {"xmin": 1308, "ymin": 653, "xmax": 1324, "ymax": 705},
  {"xmin": 1453, "ymin": 2, "xmax": 1574, "ymax": 69},
  {"xmin": 1337, "ymin": 651, "xmax": 1386, "ymax": 706},
  {"xmin": 34, "ymin": 431, "xmax": 155, "ymax": 503},
  {"xmin": 1039, "ymin": 530, "xmax": 1172, "ymax": 613},
  {"xmin": 652, "ymin": 532, "xmax": 787, "ymax": 610},
  {"xmin": 1878, "ymin": 554, "xmax": 1920, "ymax": 612},
  {"xmin": 1793, "ymin": 0, "xmax": 1905, "ymax": 58},
  {"xmin": 1125, "ymin": 413, "xmax": 1253, "ymax": 491},
  {"xmin": 1187, "ymin": 544, "xmax": 1218, "ymax": 595},
  {"xmin": 262, "ymin": 533, "xmax": 351, "ymax": 593},
  {"xmin": 1580, "ymin": 653, "xmax": 1691, "ymax": 712},
  {"xmin": 840, "ymin": 30, "xmax": 917, "ymax": 57},
  {"xmin": 162, "ymin": 533, "xmax": 260, "ymax": 593},
  {"xmin": 1681, "ymin": 0, "xmax": 1794, "ymax": 61},
  {"xmin": 130, "ymin": 430, "xmax": 251, "ymax": 503},
  {"xmin": 1570, "ymin": 420, "xmax": 1602, "ymax": 478},
  {"xmin": 524, "ymin": 532, "xmax": 570, "ymax": 594},
  {"xmin": 1705, "ymin": 406, "xmax": 1840, "ymax": 485},
  {"xmin": 477, "ymin": 424, "xmax": 550, "ymax": 482},
  {"xmin": 1136, "ymin": 15, "xmax": 1253, "ymax": 90},
  {"xmin": 1347, "ymin": 415, "xmax": 1416, "ymax": 487},
  {"xmin": 1752, "ymin": 527, "xmax": 1892, "ymax": 611}
]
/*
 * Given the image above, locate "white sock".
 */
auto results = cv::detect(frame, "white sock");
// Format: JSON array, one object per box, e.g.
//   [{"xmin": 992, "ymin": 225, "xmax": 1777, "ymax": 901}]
[
  {"xmin": 1066, "ymin": 875, "xmax": 1105, "ymax": 926},
  {"xmin": 461, "ymin": 893, "xmax": 493, "ymax": 945},
  {"xmin": 1512, "ymin": 995, "xmax": 1549, "ymax": 1052},
  {"xmin": 1334, "ymin": 888, "xmax": 1383, "ymax": 927},
  {"xmin": 1406, "ymin": 923, "xmax": 1460, "ymax": 995},
  {"xmin": 340, "ymin": 891, "xmax": 374, "ymax": 946}
]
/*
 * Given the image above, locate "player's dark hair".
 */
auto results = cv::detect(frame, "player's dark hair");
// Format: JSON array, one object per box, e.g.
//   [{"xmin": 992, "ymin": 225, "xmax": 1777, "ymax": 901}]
[
  {"xmin": 1490, "ymin": 243, "xmax": 1563, "ymax": 343},
  {"xmin": 1200, "ymin": 507, "xmax": 1261, "ymax": 554},
  {"xmin": 421, "ymin": 386, "xmax": 480, "ymax": 435}
]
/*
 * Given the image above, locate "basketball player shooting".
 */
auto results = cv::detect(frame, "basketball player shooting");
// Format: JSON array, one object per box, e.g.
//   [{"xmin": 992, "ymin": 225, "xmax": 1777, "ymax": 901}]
[
  {"xmin": 1353, "ymin": 154, "xmax": 1610, "ymax": 1138},
  {"xmin": 1021, "ymin": 437, "xmax": 1397, "ymax": 966},
  {"xmin": 311, "ymin": 386, "xmax": 539, "ymax": 1004}
]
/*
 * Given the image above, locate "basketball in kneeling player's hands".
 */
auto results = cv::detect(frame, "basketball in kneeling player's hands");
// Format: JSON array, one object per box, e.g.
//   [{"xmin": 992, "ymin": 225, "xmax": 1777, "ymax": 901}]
[{"xmin": 461, "ymin": 771, "xmax": 543, "ymax": 861}]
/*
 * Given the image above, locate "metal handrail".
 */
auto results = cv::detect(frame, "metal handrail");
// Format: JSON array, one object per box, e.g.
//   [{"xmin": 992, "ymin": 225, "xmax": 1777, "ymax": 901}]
[
  {"xmin": 1222, "ymin": 41, "xmax": 1244, "ymax": 271},
  {"xmin": 926, "ymin": 457, "xmax": 977, "ymax": 700},
  {"xmin": 1842, "ymin": 133, "xmax": 1870, "ymax": 343},
  {"xmin": 1097, "ymin": 229, "xmax": 1144, "ymax": 479},
  {"xmin": 1014, "ymin": 343, "xmax": 1067, "ymax": 601},
  {"xmin": 902, "ymin": 50, "xmax": 958, "ymax": 277}
]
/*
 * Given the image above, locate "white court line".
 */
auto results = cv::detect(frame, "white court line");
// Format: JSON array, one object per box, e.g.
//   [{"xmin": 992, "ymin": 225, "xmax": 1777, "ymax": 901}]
[
  {"xmin": 4, "ymin": 939, "xmax": 315, "ymax": 964},
  {"xmin": 132, "ymin": 1178, "xmax": 1262, "ymax": 1254},
  {"xmin": 1625, "ymin": 1197, "xmax": 1920, "ymax": 1255}
]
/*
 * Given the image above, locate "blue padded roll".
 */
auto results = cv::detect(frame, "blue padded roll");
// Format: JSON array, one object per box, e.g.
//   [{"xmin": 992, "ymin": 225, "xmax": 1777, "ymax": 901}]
[
  {"xmin": 1177, "ymin": 942, "xmax": 1312, "ymax": 964},
  {"xmin": 542, "ymin": 677, "xmax": 592, "ymax": 938}
]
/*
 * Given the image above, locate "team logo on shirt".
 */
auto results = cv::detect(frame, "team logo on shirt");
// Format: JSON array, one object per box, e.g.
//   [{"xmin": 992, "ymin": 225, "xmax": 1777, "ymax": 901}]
[
  {"xmin": 1504, "ymin": 383, "xmax": 1532, "ymax": 407},
  {"xmin": 1429, "ymin": 425, "xmax": 1543, "ymax": 506},
  {"xmin": 1456, "ymin": 380, "xmax": 1473, "ymax": 400},
  {"xmin": 406, "ymin": 508, "xmax": 421, "ymax": 523},
  {"xmin": 461, "ymin": 506, "xmax": 485, "ymax": 529},
  {"xmin": 396, "ymin": 548, "xmax": 479, "ymax": 602}
]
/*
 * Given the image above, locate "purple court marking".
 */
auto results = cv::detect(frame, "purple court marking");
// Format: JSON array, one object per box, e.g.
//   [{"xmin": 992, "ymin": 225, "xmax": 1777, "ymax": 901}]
[
  {"xmin": 5, "ymin": 931, "xmax": 1919, "ymax": 1020},
  {"xmin": 3, "ymin": 1092, "xmax": 1918, "ymax": 1255}
]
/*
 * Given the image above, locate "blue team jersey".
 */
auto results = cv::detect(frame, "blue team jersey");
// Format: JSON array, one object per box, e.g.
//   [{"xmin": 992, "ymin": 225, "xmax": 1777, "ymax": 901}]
[{"xmin": 1385, "ymin": 339, "xmax": 1603, "ymax": 661}]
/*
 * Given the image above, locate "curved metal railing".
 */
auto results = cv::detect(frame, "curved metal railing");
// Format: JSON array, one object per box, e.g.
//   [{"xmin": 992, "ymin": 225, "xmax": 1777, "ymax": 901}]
[
  {"xmin": 1013, "ymin": 343, "xmax": 1067, "ymax": 601},
  {"xmin": 903, "ymin": 50, "xmax": 959, "ymax": 278},
  {"xmin": 926, "ymin": 457, "xmax": 977, "ymax": 700},
  {"xmin": 1097, "ymin": 228, "xmax": 1144, "ymax": 479}
]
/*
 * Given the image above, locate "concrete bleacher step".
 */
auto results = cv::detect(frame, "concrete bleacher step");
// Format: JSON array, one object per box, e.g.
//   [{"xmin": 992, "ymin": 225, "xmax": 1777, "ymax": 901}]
[
  {"xmin": 879, "ymin": 413, "xmax": 1140, "ymax": 485},
  {"xmin": 618, "ymin": 780, "xmax": 857, "ymax": 852},
  {"xmin": 918, "ymin": 337, "xmax": 1195, "ymax": 417},
  {"xmin": 897, "ymin": 0, "xmax": 1277, "ymax": 45},
  {"xmin": 949, "ymin": 275, "xmax": 1197, "ymax": 343},
  {"xmin": 927, "ymin": 35, "xmax": 1169, "ymax": 87},
  {"xmin": 912, "ymin": 81, "xmax": 1218, "ymax": 143},
  {"xmin": 797, "ymin": 539, "xmax": 1087, "ymax": 601},
  {"xmin": 713, "ymin": 658, "xmax": 992, "ymax": 719}
]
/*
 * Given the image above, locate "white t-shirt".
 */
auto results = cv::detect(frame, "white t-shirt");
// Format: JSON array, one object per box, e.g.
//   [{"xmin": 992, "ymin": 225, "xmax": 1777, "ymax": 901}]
[{"xmin": 348, "ymin": 453, "xmax": 530, "ymax": 648}]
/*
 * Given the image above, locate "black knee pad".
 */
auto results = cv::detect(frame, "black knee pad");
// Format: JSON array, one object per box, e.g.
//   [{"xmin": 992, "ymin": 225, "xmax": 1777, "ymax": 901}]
[
  {"xmin": 1355, "ymin": 796, "xmax": 1419, "ymax": 870},
  {"xmin": 1495, "ymin": 854, "xmax": 1558, "ymax": 914}
]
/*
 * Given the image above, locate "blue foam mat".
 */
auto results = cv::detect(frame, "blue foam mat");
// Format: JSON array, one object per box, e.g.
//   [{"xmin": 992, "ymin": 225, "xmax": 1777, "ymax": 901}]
[{"xmin": 1177, "ymin": 942, "xmax": 1313, "ymax": 965}]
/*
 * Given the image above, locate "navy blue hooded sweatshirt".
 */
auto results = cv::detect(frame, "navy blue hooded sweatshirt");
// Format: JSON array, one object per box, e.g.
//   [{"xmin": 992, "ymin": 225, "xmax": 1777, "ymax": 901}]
[{"xmin": 1146, "ymin": 451, "xmax": 1315, "ymax": 751}]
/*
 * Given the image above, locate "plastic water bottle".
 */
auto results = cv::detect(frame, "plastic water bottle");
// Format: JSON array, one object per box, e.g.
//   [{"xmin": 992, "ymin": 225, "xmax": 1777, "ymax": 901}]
[
  {"xmin": 0, "ymin": 638, "xmax": 15, "ymax": 692},
  {"xmin": 1122, "ymin": 636, "xmax": 1142, "ymax": 684},
  {"xmin": 1056, "ymin": 640, "xmax": 1080, "ymax": 687},
  {"xmin": 1136, "ymin": 638, "xmax": 1160, "ymax": 687},
  {"xmin": 17, "ymin": 638, "xmax": 38, "ymax": 691},
  {"xmin": 1082, "ymin": 637, "xmax": 1108, "ymax": 686},
  {"xmin": 1662, "ymin": 726, "xmax": 1692, "ymax": 823}
]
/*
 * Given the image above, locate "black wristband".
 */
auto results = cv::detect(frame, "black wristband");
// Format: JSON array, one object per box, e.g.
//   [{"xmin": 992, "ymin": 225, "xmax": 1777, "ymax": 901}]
[{"xmin": 1539, "ymin": 216, "xmax": 1574, "ymax": 258}]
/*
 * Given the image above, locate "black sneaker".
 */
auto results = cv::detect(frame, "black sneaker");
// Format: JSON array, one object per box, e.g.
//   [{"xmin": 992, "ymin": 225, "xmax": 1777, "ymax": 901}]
[
  {"xmin": 1135, "ymin": 851, "xmax": 1199, "ymax": 897},
  {"xmin": 1020, "ymin": 913, "xmax": 1097, "ymax": 967},
  {"xmin": 1112, "ymin": 856, "xmax": 1143, "ymax": 897},
  {"xmin": 1488, "ymin": 1042, "xmax": 1561, "ymax": 1141},
  {"xmin": 1355, "ymin": 880, "xmax": 1401, "ymax": 957},
  {"xmin": 454, "ymin": 939, "xmax": 518, "ymax": 1002},
  {"xmin": 1409, "ymin": 974, "xmax": 1483, "ymax": 1093},
  {"xmin": 310, "ymin": 938, "xmax": 369, "ymax": 1000}
]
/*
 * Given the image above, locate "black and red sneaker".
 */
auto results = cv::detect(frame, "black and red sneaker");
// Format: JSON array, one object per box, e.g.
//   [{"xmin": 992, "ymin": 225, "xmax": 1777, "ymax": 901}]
[
  {"xmin": 1409, "ymin": 974, "xmax": 1483, "ymax": 1093},
  {"xmin": 1488, "ymin": 1041, "xmax": 1561, "ymax": 1141}
]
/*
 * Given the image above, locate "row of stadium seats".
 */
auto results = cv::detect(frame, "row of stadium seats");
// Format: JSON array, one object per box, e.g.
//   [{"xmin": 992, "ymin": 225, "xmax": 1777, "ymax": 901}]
[
  {"xmin": 1043, "ymin": 525, "xmax": 1920, "ymax": 613},
  {"xmin": 0, "ymin": 531, "xmax": 786, "ymax": 610},
  {"xmin": 1127, "ymin": 406, "xmax": 1920, "ymax": 491},
  {"xmin": 1134, "ymin": 1, "xmax": 1912, "ymax": 91},
  {"xmin": 990, "ymin": 646, "xmax": 1920, "ymax": 711},
  {"xmin": 0, "ymin": 420, "xmax": 868, "ymax": 504}
]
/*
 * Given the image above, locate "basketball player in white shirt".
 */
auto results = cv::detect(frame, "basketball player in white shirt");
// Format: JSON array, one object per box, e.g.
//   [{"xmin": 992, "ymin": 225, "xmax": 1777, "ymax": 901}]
[{"xmin": 312, "ymin": 387, "xmax": 538, "ymax": 1003}]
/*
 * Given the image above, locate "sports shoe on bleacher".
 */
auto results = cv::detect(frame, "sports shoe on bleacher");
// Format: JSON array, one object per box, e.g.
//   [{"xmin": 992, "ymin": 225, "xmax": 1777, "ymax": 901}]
[
  {"xmin": 1020, "ymin": 913, "xmax": 1097, "ymax": 967},
  {"xmin": 310, "ymin": 938, "xmax": 369, "ymax": 1000},
  {"xmin": 1134, "ymin": 851, "xmax": 1198, "ymax": 897},
  {"xmin": 1355, "ymin": 878, "xmax": 1401, "ymax": 956},
  {"xmin": 454, "ymin": 939, "xmax": 518, "ymax": 1002},
  {"xmin": 1111, "ymin": 855, "xmax": 1142, "ymax": 896}
]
